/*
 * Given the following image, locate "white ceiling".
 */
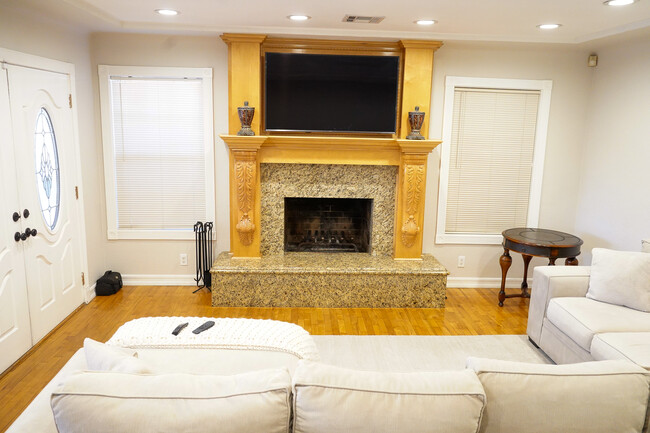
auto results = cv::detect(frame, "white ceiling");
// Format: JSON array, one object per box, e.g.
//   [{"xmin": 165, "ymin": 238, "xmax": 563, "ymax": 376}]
[{"xmin": 22, "ymin": 0, "xmax": 650, "ymax": 43}]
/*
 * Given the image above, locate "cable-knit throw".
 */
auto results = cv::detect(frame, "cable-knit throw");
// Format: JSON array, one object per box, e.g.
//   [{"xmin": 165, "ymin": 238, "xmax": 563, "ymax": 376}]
[{"xmin": 106, "ymin": 317, "xmax": 320, "ymax": 361}]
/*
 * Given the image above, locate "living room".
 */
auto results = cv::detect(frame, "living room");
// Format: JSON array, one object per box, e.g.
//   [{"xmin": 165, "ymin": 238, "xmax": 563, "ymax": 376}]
[{"xmin": 1, "ymin": 0, "xmax": 649, "ymax": 431}]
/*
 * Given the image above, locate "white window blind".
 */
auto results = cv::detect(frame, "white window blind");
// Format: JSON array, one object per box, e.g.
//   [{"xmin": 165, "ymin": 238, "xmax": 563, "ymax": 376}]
[
  {"xmin": 446, "ymin": 87, "xmax": 540, "ymax": 234},
  {"xmin": 109, "ymin": 77, "xmax": 206, "ymax": 231}
]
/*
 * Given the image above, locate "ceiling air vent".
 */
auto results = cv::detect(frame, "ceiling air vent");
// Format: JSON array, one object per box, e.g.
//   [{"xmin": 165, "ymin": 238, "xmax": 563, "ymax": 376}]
[{"xmin": 342, "ymin": 15, "xmax": 385, "ymax": 24}]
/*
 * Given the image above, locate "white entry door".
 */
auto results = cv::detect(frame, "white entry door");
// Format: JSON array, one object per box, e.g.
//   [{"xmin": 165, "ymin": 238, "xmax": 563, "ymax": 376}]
[
  {"xmin": 0, "ymin": 66, "xmax": 32, "ymax": 373},
  {"xmin": 6, "ymin": 64, "xmax": 85, "ymax": 345}
]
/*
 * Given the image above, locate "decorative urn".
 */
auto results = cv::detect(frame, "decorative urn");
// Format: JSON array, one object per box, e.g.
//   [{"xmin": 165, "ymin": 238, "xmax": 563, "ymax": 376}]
[
  {"xmin": 406, "ymin": 106, "xmax": 425, "ymax": 140},
  {"xmin": 237, "ymin": 101, "xmax": 255, "ymax": 136}
]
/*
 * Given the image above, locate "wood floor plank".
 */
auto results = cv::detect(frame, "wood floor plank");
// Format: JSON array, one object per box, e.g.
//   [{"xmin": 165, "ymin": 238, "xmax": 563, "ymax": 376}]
[{"xmin": 0, "ymin": 285, "xmax": 528, "ymax": 431}]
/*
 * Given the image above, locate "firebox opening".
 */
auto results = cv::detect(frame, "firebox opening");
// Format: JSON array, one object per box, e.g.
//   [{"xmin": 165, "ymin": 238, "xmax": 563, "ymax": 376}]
[{"xmin": 284, "ymin": 197, "xmax": 373, "ymax": 253}]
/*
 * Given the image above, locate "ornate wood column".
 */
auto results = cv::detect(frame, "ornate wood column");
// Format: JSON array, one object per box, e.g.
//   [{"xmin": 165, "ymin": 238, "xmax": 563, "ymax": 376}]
[
  {"xmin": 220, "ymin": 34, "xmax": 266, "ymax": 135},
  {"xmin": 398, "ymin": 40, "xmax": 442, "ymax": 140},
  {"xmin": 394, "ymin": 140, "xmax": 440, "ymax": 259},
  {"xmin": 224, "ymin": 136, "xmax": 266, "ymax": 257}
]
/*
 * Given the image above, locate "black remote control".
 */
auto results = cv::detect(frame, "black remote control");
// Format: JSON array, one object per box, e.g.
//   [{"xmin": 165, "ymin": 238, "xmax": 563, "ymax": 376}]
[
  {"xmin": 192, "ymin": 320, "xmax": 215, "ymax": 334},
  {"xmin": 172, "ymin": 322, "xmax": 189, "ymax": 336}
]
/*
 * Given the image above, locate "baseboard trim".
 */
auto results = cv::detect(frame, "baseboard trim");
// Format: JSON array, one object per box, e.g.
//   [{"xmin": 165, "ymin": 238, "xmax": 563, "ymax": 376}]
[
  {"xmin": 447, "ymin": 277, "xmax": 532, "ymax": 289},
  {"xmin": 122, "ymin": 274, "xmax": 197, "ymax": 286},
  {"xmin": 85, "ymin": 283, "xmax": 96, "ymax": 304}
]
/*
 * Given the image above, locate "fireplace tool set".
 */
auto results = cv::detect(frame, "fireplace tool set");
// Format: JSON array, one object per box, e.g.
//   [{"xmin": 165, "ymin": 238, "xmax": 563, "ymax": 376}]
[{"xmin": 193, "ymin": 221, "xmax": 213, "ymax": 293}]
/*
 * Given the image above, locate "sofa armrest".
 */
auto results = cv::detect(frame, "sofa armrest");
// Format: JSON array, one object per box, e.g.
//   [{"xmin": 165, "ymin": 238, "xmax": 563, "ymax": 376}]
[{"xmin": 526, "ymin": 266, "xmax": 591, "ymax": 345}]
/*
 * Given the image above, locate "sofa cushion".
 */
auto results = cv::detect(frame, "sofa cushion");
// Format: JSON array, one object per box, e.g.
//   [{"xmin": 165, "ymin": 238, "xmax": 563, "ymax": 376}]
[
  {"xmin": 292, "ymin": 360, "xmax": 485, "ymax": 433},
  {"xmin": 587, "ymin": 248, "xmax": 650, "ymax": 312},
  {"xmin": 591, "ymin": 332, "xmax": 650, "ymax": 370},
  {"xmin": 83, "ymin": 338, "xmax": 152, "ymax": 374},
  {"xmin": 546, "ymin": 297, "xmax": 650, "ymax": 351},
  {"xmin": 50, "ymin": 369, "xmax": 291, "ymax": 433},
  {"xmin": 467, "ymin": 357, "xmax": 650, "ymax": 433}
]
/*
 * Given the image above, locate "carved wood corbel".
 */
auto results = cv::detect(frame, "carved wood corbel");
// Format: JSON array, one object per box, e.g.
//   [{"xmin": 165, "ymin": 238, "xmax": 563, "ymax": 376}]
[
  {"xmin": 233, "ymin": 151, "xmax": 257, "ymax": 246},
  {"xmin": 401, "ymin": 162, "xmax": 426, "ymax": 248}
]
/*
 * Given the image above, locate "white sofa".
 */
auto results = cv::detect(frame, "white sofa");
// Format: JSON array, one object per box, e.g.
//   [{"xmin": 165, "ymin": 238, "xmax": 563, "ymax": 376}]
[
  {"xmin": 8, "ymin": 316, "xmax": 650, "ymax": 433},
  {"xmin": 527, "ymin": 265, "xmax": 650, "ymax": 367}
]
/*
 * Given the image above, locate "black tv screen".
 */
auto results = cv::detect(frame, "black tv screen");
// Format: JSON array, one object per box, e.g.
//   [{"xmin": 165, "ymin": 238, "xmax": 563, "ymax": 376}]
[{"xmin": 264, "ymin": 52, "xmax": 399, "ymax": 134}]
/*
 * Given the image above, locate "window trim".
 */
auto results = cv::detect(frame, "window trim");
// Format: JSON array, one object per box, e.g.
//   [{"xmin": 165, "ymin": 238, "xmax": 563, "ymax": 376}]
[
  {"xmin": 98, "ymin": 65, "xmax": 215, "ymax": 240},
  {"xmin": 436, "ymin": 76, "xmax": 552, "ymax": 245}
]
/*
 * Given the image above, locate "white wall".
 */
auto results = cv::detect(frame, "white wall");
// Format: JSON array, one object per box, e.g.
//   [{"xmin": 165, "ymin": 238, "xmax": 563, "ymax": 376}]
[
  {"xmin": 89, "ymin": 33, "xmax": 230, "ymax": 278},
  {"xmin": 424, "ymin": 41, "xmax": 592, "ymax": 286},
  {"xmin": 0, "ymin": 3, "xmax": 106, "ymax": 285},
  {"xmin": 574, "ymin": 36, "xmax": 650, "ymax": 262}
]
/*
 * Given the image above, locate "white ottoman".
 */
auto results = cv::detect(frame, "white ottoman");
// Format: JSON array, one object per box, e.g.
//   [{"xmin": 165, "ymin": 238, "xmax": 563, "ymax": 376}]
[{"xmin": 591, "ymin": 332, "xmax": 650, "ymax": 370}]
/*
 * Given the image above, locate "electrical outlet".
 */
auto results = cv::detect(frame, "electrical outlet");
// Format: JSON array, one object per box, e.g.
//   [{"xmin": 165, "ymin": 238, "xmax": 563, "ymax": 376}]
[
  {"xmin": 457, "ymin": 255, "xmax": 465, "ymax": 268},
  {"xmin": 179, "ymin": 253, "xmax": 188, "ymax": 266}
]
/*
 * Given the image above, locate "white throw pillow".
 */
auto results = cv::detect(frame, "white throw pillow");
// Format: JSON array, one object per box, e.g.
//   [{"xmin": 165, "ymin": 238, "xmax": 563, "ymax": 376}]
[
  {"xmin": 467, "ymin": 357, "xmax": 650, "ymax": 433},
  {"xmin": 586, "ymin": 248, "xmax": 650, "ymax": 312},
  {"xmin": 292, "ymin": 360, "xmax": 486, "ymax": 433},
  {"xmin": 83, "ymin": 338, "xmax": 152, "ymax": 374},
  {"xmin": 51, "ymin": 369, "xmax": 292, "ymax": 433}
]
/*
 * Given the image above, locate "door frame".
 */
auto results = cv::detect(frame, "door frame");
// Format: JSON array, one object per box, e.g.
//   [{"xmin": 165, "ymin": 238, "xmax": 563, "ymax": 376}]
[{"xmin": 0, "ymin": 47, "xmax": 91, "ymax": 303}]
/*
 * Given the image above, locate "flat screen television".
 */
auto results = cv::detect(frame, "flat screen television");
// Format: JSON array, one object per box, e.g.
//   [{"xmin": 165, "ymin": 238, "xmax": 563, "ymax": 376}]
[{"xmin": 264, "ymin": 52, "xmax": 399, "ymax": 134}]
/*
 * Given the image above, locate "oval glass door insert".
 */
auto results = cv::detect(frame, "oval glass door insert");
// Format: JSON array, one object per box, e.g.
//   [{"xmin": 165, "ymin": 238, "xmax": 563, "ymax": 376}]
[{"xmin": 34, "ymin": 107, "xmax": 60, "ymax": 230}]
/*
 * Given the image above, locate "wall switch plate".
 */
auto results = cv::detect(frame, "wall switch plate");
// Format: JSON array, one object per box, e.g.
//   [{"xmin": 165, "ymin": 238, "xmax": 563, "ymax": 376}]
[
  {"xmin": 457, "ymin": 255, "xmax": 465, "ymax": 268},
  {"xmin": 179, "ymin": 253, "xmax": 188, "ymax": 266}
]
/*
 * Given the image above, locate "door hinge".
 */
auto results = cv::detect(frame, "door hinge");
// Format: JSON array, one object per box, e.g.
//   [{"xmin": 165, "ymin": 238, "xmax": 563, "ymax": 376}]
[
  {"xmin": 81, "ymin": 272, "xmax": 85, "ymax": 285},
  {"xmin": 75, "ymin": 186, "xmax": 79, "ymax": 199},
  {"xmin": 69, "ymin": 94, "xmax": 72, "ymax": 108}
]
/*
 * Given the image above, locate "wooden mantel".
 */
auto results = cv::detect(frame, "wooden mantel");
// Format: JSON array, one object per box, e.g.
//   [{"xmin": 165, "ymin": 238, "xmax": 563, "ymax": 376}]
[
  {"xmin": 220, "ymin": 34, "xmax": 443, "ymax": 260},
  {"xmin": 222, "ymin": 135, "xmax": 441, "ymax": 259}
]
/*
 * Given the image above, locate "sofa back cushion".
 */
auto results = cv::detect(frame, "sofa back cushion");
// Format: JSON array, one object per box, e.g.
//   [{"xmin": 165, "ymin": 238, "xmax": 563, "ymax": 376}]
[
  {"xmin": 467, "ymin": 357, "xmax": 650, "ymax": 433},
  {"xmin": 50, "ymin": 369, "xmax": 291, "ymax": 433},
  {"xmin": 587, "ymin": 248, "xmax": 650, "ymax": 312},
  {"xmin": 292, "ymin": 360, "xmax": 486, "ymax": 433}
]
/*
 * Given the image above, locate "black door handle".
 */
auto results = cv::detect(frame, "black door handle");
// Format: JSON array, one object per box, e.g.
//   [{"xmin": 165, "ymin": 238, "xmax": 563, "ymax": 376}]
[
  {"xmin": 13, "ymin": 212, "xmax": 20, "ymax": 222},
  {"xmin": 20, "ymin": 232, "xmax": 27, "ymax": 241},
  {"xmin": 23, "ymin": 209, "xmax": 30, "ymax": 218},
  {"xmin": 14, "ymin": 232, "xmax": 21, "ymax": 242},
  {"xmin": 30, "ymin": 228, "xmax": 37, "ymax": 237}
]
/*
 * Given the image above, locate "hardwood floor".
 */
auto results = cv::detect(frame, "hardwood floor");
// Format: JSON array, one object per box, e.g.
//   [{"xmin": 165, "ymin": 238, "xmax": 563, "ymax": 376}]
[{"xmin": 0, "ymin": 286, "xmax": 528, "ymax": 431}]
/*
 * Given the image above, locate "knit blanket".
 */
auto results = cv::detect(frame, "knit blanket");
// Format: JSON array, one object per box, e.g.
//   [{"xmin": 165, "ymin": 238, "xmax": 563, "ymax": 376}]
[{"xmin": 107, "ymin": 316, "xmax": 320, "ymax": 361}]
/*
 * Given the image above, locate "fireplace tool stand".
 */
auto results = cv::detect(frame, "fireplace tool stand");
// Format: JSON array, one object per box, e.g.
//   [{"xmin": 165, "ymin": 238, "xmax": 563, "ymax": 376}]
[{"xmin": 193, "ymin": 221, "xmax": 213, "ymax": 293}]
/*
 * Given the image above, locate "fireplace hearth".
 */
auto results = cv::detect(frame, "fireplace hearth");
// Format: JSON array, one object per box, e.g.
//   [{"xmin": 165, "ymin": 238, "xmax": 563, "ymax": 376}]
[{"xmin": 284, "ymin": 197, "xmax": 372, "ymax": 253}]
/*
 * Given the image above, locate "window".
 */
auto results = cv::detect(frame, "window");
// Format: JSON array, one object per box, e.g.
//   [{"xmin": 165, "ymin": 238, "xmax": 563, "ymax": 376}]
[
  {"xmin": 436, "ymin": 77, "xmax": 552, "ymax": 244},
  {"xmin": 98, "ymin": 66, "xmax": 214, "ymax": 239},
  {"xmin": 34, "ymin": 107, "xmax": 60, "ymax": 231}
]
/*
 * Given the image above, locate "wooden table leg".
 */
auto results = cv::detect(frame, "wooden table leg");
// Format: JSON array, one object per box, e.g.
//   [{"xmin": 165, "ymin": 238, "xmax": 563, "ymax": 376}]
[
  {"xmin": 521, "ymin": 254, "xmax": 532, "ymax": 298},
  {"xmin": 498, "ymin": 249, "xmax": 512, "ymax": 307},
  {"xmin": 548, "ymin": 258, "xmax": 557, "ymax": 265},
  {"xmin": 565, "ymin": 257, "xmax": 579, "ymax": 265}
]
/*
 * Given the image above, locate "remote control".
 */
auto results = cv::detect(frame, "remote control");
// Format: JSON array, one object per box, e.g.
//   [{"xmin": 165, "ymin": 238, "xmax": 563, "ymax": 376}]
[
  {"xmin": 192, "ymin": 320, "xmax": 215, "ymax": 334},
  {"xmin": 172, "ymin": 322, "xmax": 189, "ymax": 336}
]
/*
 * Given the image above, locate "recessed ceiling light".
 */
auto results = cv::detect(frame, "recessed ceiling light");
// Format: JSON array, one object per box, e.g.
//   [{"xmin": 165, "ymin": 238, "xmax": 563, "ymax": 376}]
[
  {"xmin": 155, "ymin": 9, "xmax": 179, "ymax": 16},
  {"xmin": 603, "ymin": 0, "xmax": 637, "ymax": 5},
  {"xmin": 415, "ymin": 19, "xmax": 437, "ymax": 26},
  {"xmin": 288, "ymin": 15, "xmax": 311, "ymax": 21},
  {"xmin": 537, "ymin": 23, "xmax": 561, "ymax": 30}
]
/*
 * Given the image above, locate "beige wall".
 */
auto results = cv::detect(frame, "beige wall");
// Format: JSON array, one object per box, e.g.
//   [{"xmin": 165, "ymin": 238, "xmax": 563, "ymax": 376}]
[
  {"xmin": 0, "ymin": 4, "xmax": 105, "ymax": 285},
  {"xmin": 89, "ymin": 33, "xmax": 230, "ymax": 277},
  {"xmin": 574, "ymin": 36, "xmax": 650, "ymax": 262},
  {"xmin": 424, "ymin": 41, "xmax": 592, "ymax": 286}
]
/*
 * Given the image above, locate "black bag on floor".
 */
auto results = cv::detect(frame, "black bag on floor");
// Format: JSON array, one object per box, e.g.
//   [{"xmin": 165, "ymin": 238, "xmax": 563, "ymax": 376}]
[{"xmin": 95, "ymin": 270, "xmax": 123, "ymax": 296}]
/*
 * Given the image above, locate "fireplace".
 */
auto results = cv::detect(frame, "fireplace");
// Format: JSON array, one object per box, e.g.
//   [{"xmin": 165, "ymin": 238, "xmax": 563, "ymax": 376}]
[{"xmin": 284, "ymin": 197, "xmax": 372, "ymax": 253}]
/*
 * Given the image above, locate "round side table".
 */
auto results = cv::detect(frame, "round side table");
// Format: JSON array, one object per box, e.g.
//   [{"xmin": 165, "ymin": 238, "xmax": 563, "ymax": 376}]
[{"xmin": 499, "ymin": 228, "xmax": 583, "ymax": 307}]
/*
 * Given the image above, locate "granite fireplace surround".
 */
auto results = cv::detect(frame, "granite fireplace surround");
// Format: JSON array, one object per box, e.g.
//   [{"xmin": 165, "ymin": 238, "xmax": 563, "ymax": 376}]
[
  {"xmin": 211, "ymin": 161, "xmax": 448, "ymax": 308},
  {"xmin": 210, "ymin": 34, "xmax": 448, "ymax": 308}
]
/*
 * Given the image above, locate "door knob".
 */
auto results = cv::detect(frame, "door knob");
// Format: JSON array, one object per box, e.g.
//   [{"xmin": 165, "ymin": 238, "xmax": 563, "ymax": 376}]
[
  {"xmin": 20, "ymin": 232, "xmax": 27, "ymax": 241},
  {"xmin": 14, "ymin": 232, "xmax": 21, "ymax": 242},
  {"xmin": 24, "ymin": 228, "xmax": 31, "ymax": 239},
  {"xmin": 23, "ymin": 209, "xmax": 30, "ymax": 218},
  {"xmin": 30, "ymin": 228, "xmax": 37, "ymax": 237},
  {"xmin": 13, "ymin": 212, "xmax": 21, "ymax": 222}
]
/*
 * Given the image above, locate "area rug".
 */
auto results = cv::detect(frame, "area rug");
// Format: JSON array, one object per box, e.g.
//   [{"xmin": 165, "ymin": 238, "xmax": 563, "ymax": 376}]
[{"xmin": 312, "ymin": 335, "xmax": 552, "ymax": 371}]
